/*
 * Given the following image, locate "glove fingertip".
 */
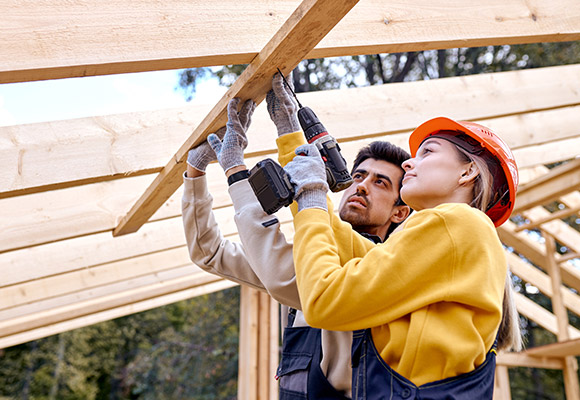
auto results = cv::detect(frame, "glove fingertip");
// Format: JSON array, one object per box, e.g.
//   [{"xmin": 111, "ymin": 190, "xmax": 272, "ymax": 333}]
[{"xmin": 207, "ymin": 134, "xmax": 220, "ymax": 150}]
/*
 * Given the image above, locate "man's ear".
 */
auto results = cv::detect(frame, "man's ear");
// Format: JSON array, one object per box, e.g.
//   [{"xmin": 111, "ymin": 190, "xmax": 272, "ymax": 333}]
[
  {"xmin": 458, "ymin": 161, "xmax": 479, "ymax": 186},
  {"xmin": 390, "ymin": 205, "xmax": 410, "ymax": 224}
]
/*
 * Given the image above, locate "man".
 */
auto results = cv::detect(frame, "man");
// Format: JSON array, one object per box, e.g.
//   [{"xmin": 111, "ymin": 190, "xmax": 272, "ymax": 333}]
[{"xmin": 182, "ymin": 74, "xmax": 410, "ymax": 398}]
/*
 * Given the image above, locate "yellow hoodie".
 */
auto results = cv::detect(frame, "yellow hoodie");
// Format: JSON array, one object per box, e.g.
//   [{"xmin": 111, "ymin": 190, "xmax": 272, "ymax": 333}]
[{"xmin": 277, "ymin": 132, "xmax": 505, "ymax": 386}]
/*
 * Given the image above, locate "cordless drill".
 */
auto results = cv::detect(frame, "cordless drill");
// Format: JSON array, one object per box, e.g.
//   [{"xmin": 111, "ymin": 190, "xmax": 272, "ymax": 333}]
[{"xmin": 248, "ymin": 72, "xmax": 353, "ymax": 214}]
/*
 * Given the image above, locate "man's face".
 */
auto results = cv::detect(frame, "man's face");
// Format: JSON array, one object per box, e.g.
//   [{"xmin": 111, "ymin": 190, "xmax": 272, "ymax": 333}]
[{"xmin": 338, "ymin": 158, "xmax": 406, "ymax": 240}]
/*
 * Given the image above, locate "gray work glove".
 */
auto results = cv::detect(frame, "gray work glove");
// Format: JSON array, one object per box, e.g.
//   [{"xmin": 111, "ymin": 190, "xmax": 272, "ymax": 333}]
[
  {"xmin": 283, "ymin": 144, "xmax": 328, "ymax": 211},
  {"xmin": 186, "ymin": 126, "xmax": 226, "ymax": 172},
  {"xmin": 266, "ymin": 72, "xmax": 301, "ymax": 137},
  {"xmin": 208, "ymin": 98, "xmax": 256, "ymax": 173}
]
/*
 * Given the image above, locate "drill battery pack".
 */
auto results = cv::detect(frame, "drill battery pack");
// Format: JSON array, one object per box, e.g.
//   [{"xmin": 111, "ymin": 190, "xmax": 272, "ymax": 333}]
[{"xmin": 248, "ymin": 158, "xmax": 295, "ymax": 215}]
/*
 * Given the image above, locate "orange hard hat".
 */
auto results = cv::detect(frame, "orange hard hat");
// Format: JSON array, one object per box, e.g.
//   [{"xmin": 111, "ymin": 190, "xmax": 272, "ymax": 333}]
[{"xmin": 408, "ymin": 117, "xmax": 518, "ymax": 227}]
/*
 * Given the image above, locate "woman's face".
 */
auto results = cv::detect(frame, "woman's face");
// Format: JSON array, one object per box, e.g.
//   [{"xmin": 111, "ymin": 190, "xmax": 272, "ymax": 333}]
[{"xmin": 401, "ymin": 137, "xmax": 473, "ymax": 211}]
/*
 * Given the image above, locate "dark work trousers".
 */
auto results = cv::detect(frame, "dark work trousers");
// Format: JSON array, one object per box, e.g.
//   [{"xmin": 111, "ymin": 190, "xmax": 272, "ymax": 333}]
[
  {"xmin": 351, "ymin": 329, "xmax": 498, "ymax": 400},
  {"xmin": 276, "ymin": 309, "xmax": 350, "ymax": 399}
]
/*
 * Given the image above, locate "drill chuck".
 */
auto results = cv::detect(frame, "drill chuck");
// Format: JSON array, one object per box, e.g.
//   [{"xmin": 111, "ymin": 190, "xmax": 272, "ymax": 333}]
[{"xmin": 298, "ymin": 107, "xmax": 353, "ymax": 192}]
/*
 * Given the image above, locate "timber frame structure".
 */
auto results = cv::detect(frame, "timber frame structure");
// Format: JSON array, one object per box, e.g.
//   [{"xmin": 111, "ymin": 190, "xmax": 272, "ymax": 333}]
[{"xmin": 2, "ymin": 0, "xmax": 580, "ymax": 398}]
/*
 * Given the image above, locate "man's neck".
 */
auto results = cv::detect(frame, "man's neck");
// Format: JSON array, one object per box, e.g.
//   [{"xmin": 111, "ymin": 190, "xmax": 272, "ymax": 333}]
[{"xmin": 357, "ymin": 231, "xmax": 384, "ymax": 244}]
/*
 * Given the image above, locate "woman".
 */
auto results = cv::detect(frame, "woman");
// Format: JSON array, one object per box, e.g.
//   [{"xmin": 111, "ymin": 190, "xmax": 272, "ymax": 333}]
[{"xmin": 284, "ymin": 117, "xmax": 522, "ymax": 399}]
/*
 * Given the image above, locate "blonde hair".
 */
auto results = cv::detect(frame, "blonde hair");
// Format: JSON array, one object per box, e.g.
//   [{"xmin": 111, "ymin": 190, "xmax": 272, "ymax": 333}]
[{"xmin": 455, "ymin": 146, "xmax": 523, "ymax": 352}]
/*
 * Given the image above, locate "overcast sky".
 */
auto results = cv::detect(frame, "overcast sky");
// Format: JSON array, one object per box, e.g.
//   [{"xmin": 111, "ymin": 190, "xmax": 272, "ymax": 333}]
[{"xmin": 0, "ymin": 69, "xmax": 226, "ymax": 127}]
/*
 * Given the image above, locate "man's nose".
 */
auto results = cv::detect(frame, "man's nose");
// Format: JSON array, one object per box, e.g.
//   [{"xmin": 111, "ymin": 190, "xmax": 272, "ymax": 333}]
[{"xmin": 355, "ymin": 178, "xmax": 369, "ymax": 194}]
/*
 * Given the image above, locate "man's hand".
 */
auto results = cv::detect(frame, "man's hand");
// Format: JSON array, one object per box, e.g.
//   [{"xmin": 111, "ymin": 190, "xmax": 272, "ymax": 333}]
[
  {"xmin": 266, "ymin": 72, "xmax": 301, "ymax": 137},
  {"xmin": 283, "ymin": 144, "xmax": 329, "ymax": 211},
  {"xmin": 186, "ymin": 126, "xmax": 227, "ymax": 176},
  {"xmin": 208, "ymin": 98, "xmax": 256, "ymax": 173}
]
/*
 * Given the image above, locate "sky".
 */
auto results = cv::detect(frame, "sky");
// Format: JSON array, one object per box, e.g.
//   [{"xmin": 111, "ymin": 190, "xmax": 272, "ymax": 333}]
[{"xmin": 0, "ymin": 69, "xmax": 227, "ymax": 127}]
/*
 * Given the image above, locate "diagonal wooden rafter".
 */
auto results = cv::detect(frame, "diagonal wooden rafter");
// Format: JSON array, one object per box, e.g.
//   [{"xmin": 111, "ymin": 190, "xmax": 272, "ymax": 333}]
[{"xmin": 112, "ymin": 0, "xmax": 360, "ymax": 236}]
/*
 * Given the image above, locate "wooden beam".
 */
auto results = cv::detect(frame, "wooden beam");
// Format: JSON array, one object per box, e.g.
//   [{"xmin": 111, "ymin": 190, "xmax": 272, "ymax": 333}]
[
  {"xmin": 507, "ymin": 252, "xmax": 580, "ymax": 317},
  {"xmin": 0, "ymin": 280, "xmax": 237, "ymax": 349},
  {"xmin": 0, "ymin": 271, "xmax": 224, "ymax": 337},
  {"xmin": 514, "ymin": 292, "xmax": 580, "ymax": 339},
  {"xmin": 496, "ymin": 352, "xmax": 564, "ymax": 369},
  {"xmin": 238, "ymin": 286, "xmax": 260, "ymax": 400},
  {"xmin": 515, "ymin": 204, "xmax": 580, "ymax": 232},
  {"xmin": 112, "ymin": 0, "xmax": 360, "ymax": 236},
  {"xmin": 525, "ymin": 338, "xmax": 580, "ymax": 358},
  {"xmin": 542, "ymin": 231, "xmax": 580, "ymax": 399},
  {"xmin": 514, "ymin": 135, "xmax": 580, "ymax": 170},
  {"xmin": 0, "ymin": 265, "xmax": 199, "ymax": 322},
  {"xmin": 499, "ymin": 220, "xmax": 580, "ymax": 293},
  {"xmin": 3, "ymin": 64, "xmax": 580, "ymax": 199},
  {"xmin": 0, "ymin": 247, "xmax": 194, "ymax": 311},
  {"xmin": 0, "ymin": 217, "xmax": 190, "ymax": 285},
  {"xmin": 3, "ymin": 0, "xmax": 580, "ymax": 83},
  {"xmin": 513, "ymin": 158, "xmax": 580, "ymax": 213},
  {"xmin": 523, "ymin": 207, "xmax": 580, "ymax": 264},
  {"xmin": 494, "ymin": 365, "xmax": 512, "ymax": 400}
]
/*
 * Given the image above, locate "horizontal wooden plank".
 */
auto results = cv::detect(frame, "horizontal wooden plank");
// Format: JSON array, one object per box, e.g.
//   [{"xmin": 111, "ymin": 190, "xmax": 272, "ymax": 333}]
[
  {"xmin": 514, "ymin": 158, "xmax": 580, "ymax": 213},
  {"xmin": 496, "ymin": 352, "xmax": 564, "ymax": 369},
  {"xmin": 0, "ymin": 217, "xmax": 190, "ymax": 285},
  {"xmin": 2, "ymin": 0, "xmax": 580, "ymax": 83},
  {"xmin": 0, "ymin": 271, "xmax": 224, "ymax": 337},
  {"xmin": 3, "ymin": 122, "xmax": 578, "ymax": 254},
  {"xmin": 3, "ymin": 64, "xmax": 580, "ymax": 198},
  {"xmin": 525, "ymin": 338, "xmax": 580, "ymax": 358},
  {"xmin": 0, "ymin": 280, "xmax": 237, "ymax": 349},
  {"xmin": 0, "ymin": 264, "xmax": 199, "ymax": 321},
  {"xmin": 0, "ymin": 247, "xmax": 194, "ymax": 311}
]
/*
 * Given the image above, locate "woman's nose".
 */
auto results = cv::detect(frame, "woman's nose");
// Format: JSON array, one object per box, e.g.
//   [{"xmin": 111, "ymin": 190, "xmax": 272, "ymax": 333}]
[{"xmin": 402, "ymin": 158, "xmax": 414, "ymax": 171}]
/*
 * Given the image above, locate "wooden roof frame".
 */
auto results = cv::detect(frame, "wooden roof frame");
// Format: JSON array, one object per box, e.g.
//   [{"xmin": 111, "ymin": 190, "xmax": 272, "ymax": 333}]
[{"xmin": 2, "ymin": 0, "xmax": 580, "ymax": 397}]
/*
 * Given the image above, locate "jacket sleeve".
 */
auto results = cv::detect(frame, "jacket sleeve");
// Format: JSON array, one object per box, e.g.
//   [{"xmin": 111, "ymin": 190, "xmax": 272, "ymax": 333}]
[
  {"xmin": 292, "ymin": 206, "xmax": 505, "ymax": 331},
  {"xmin": 276, "ymin": 132, "xmax": 374, "ymax": 254},
  {"xmin": 181, "ymin": 173, "xmax": 266, "ymax": 291},
  {"xmin": 230, "ymin": 179, "xmax": 302, "ymax": 309}
]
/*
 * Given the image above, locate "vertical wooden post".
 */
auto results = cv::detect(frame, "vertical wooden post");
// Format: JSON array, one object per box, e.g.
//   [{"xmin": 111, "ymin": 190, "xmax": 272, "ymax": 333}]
[
  {"xmin": 494, "ymin": 365, "xmax": 512, "ymax": 400},
  {"xmin": 238, "ymin": 286, "xmax": 280, "ymax": 400},
  {"xmin": 543, "ymin": 232, "xmax": 580, "ymax": 400}
]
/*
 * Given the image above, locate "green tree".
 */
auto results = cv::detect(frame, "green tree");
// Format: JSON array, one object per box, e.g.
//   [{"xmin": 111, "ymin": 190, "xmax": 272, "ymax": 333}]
[{"xmin": 0, "ymin": 287, "xmax": 240, "ymax": 399}]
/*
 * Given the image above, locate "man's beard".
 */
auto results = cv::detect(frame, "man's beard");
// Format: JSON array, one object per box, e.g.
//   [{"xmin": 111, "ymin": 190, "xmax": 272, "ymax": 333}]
[{"xmin": 339, "ymin": 205, "xmax": 372, "ymax": 228}]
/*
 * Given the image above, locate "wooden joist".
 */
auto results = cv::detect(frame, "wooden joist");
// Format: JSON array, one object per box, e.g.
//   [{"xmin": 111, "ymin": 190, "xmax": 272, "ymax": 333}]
[
  {"xmin": 497, "ymin": 353, "xmax": 564, "ymax": 370},
  {"xmin": 0, "ymin": 279, "xmax": 237, "ymax": 349},
  {"xmin": 514, "ymin": 292, "xmax": 580, "ymax": 340},
  {"xmin": 513, "ymin": 158, "xmax": 580, "ymax": 213},
  {"xmin": 507, "ymin": 251, "xmax": 580, "ymax": 317},
  {"xmin": 3, "ymin": 0, "xmax": 580, "ymax": 83},
  {"xmin": 525, "ymin": 338, "xmax": 580, "ymax": 358},
  {"xmin": 3, "ymin": 64, "xmax": 580, "ymax": 199},
  {"xmin": 0, "ymin": 271, "xmax": 226, "ymax": 338},
  {"xmin": 112, "ymin": 0, "xmax": 360, "ymax": 236}
]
